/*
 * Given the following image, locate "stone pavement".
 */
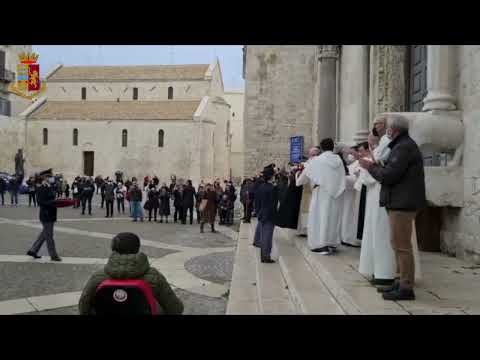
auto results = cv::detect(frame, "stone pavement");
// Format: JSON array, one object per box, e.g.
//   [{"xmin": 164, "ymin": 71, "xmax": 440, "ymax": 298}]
[
  {"xmin": 0, "ymin": 194, "xmax": 236, "ymax": 315},
  {"xmin": 228, "ymin": 219, "xmax": 480, "ymax": 315}
]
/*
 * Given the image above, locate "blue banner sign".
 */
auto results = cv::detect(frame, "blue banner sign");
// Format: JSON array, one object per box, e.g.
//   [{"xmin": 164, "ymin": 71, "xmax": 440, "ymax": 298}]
[{"xmin": 290, "ymin": 136, "xmax": 304, "ymax": 163}]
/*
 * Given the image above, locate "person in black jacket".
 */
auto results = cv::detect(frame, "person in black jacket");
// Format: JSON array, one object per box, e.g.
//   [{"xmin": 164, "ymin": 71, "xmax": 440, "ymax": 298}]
[
  {"xmin": 253, "ymin": 166, "xmax": 278, "ymax": 263},
  {"xmin": 9, "ymin": 175, "xmax": 20, "ymax": 206},
  {"xmin": 173, "ymin": 185, "xmax": 184, "ymax": 223},
  {"xmin": 27, "ymin": 174, "xmax": 62, "ymax": 261},
  {"xmin": 158, "ymin": 184, "xmax": 171, "ymax": 223},
  {"xmin": 80, "ymin": 178, "xmax": 95, "ymax": 215},
  {"xmin": 360, "ymin": 114, "xmax": 426, "ymax": 301},
  {"xmin": 181, "ymin": 180, "xmax": 196, "ymax": 225},
  {"xmin": 146, "ymin": 184, "xmax": 160, "ymax": 222},
  {"xmin": 0, "ymin": 176, "xmax": 5, "ymax": 206}
]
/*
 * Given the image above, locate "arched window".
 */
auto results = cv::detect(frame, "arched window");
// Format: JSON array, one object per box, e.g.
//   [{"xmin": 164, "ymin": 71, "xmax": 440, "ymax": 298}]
[
  {"xmin": 158, "ymin": 129, "xmax": 164, "ymax": 147},
  {"xmin": 43, "ymin": 128, "xmax": 48, "ymax": 145},
  {"xmin": 122, "ymin": 129, "xmax": 128, "ymax": 147},
  {"xmin": 73, "ymin": 128, "xmax": 78, "ymax": 146},
  {"xmin": 168, "ymin": 86, "xmax": 173, "ymax": 99}
]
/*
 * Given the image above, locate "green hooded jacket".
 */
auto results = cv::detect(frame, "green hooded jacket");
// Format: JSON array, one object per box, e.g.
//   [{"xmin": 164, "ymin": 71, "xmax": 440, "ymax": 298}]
[{"xmin": 78, "ymin": 252, "xmax": 184, "ymax": 315}]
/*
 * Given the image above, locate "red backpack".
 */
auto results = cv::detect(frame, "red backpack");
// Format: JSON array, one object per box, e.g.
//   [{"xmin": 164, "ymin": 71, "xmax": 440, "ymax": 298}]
[{"xmin": 93, "ymin": 279, "xmax": 159, "ymax": 315}]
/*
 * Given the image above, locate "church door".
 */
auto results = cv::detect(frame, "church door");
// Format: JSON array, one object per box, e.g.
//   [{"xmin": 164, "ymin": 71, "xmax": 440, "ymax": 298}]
[
  {"xmin": 408, "ymin": 45, "xmax": 428, "ymax": 112},
  {"xmin": 83, "ymin": 151, "xmax": 94, "ymax": 176}
]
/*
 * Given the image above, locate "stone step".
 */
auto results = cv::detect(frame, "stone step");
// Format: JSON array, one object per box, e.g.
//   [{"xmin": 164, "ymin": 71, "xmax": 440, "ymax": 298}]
[
  {"xmin": 250, "ymin": 222, "xmax": 296, "ymax": 315},
  {"xmin": 290, "ymin": 235, "xmax": 409, "ymax": 315},
  {"xmin": 276, "ymin": 238, "xmax": 345, "ymax": 314},
  {"xmin": 226, "ymin": 222, "xmax": 259, "ymax": 314}
]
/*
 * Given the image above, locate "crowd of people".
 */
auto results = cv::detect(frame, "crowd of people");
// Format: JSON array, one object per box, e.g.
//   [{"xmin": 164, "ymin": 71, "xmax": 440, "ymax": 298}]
[{"xmin": 248, "ymin": 114, "xmax": 426, "ymax": 302}]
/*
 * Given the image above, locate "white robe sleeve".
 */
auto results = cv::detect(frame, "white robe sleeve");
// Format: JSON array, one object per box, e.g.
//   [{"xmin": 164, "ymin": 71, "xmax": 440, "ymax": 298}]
[{"xmin": 296, "ymin": 169, "xmax": 309, "ymax": 187}]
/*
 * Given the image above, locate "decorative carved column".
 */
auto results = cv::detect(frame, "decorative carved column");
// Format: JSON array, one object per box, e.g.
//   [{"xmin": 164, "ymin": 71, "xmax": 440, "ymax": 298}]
[
  {"xmin": 317, "ymin": 45, "xmax": 339, "ymax": 142},
  {"xmin": 422, "ymin": 45, "xmax": 457, "ymax": 111},
  {"xmin": 353, "ymin": 45, "xmax": 370, "ymax": 143},
  {"xmin": 369, "ymin": 45, "xmax": 408, "ymax": 124}
]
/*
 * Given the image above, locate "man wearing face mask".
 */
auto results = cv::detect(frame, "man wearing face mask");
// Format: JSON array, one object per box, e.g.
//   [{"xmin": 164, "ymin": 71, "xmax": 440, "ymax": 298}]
[
  {"xmin": 27, "ymin": 170, "xmax": 62, "ymax": 261},
  {"xmin": 359, "ymin": 114, "xmax": 426, "ymax": 301}
]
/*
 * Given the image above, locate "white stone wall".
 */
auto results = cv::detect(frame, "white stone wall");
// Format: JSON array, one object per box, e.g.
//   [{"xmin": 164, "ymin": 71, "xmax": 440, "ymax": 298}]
[
  {"xmin": 441, "ymin": 45, "xmax": 480, "ymax": 263},
  {"xmin": 23, "ymin": 118, "xmax": 204, "ymax": 185},
  {"xmin": 45, "ymin": 80, "xmax": 211, "ymax": 102},
  {"xmin": 224, "ymin": 91, "xmax": 244, "ymax": 181},
  {"xmin": 243, "ymin": 46, "xmax": 317, "ymax": 176},
  {"xmin": 0, "ymin": 116, "xmax": 26, "ymax": 173}
]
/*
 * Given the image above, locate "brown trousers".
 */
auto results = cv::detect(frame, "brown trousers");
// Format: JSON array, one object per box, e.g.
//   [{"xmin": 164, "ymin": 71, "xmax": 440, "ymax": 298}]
[{"xmin": 387, "ymin": 210, "xmax": 417, "ymax": 289}]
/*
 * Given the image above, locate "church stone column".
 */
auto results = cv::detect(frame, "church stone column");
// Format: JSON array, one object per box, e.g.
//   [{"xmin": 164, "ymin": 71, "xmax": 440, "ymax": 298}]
[
  {"xmin": 353, "ymin": 45, "xmax": 370, "ymax": 143},
  {"xmin": 317, "ymin": 45, "xmax": 339, "ymax": 142},
  {"xmin": 422, "ymin": 45, "xmax": 457, "ymax": 111}
]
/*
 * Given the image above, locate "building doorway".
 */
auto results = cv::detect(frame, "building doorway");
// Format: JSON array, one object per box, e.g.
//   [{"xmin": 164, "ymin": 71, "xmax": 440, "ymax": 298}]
[{"xmin": 83, "ymin": 151, "xmax": 94, "ymax": 176}]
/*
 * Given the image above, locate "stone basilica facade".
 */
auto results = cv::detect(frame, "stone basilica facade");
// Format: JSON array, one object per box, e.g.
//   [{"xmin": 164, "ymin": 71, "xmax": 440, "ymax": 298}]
[
  {"xmin": 0, "ymin": 49, "xmax": 244, "ymax": 187},
  {"xmin": 243, "ymin": 45, "xmax": 479, "ymax": 263}
]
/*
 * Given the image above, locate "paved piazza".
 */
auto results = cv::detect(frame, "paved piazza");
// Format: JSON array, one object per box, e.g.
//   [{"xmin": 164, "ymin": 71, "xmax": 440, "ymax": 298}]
[{"xmin": 0, "ymin": 194, "xmax": 236, "ymax": 315}]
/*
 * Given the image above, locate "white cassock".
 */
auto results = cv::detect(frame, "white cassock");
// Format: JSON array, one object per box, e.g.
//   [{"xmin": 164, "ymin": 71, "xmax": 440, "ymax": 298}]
[
  {"xmin": 296, "ymin": 159, "xmax": 315, "ymax": 236},
  {"xmin": 339, "ymin": 167, "xmax": 359, "ymax": 246},
  {"xmin": 358, "ymin": 135, "xmax": 421, "ymax": 280},
  {"xmin": 296, "ymin": 151, "xmax": 346, "ymax": 249}
]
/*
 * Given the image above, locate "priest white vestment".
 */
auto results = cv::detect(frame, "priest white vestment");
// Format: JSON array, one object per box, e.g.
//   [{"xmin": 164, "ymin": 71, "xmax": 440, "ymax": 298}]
[
  {"xmin": 340, "ymin": 169, "xmax": 359, "ymax": 246},
  {"xmin": 296, "ymin": 151, "xmax": 346, "ymax": 250}
]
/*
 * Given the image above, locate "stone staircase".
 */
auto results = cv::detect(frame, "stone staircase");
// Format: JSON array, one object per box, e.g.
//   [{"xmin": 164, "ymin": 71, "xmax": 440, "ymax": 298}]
[{"xmin": 227, "ymin": 220, "xmax": 480, "ymax": 315}]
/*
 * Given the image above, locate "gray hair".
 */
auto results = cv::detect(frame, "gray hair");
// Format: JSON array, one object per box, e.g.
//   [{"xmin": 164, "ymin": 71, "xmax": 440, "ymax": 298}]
[{"xmin": 387, "ymin": 114, "xmax": 409, "ymax": 132}]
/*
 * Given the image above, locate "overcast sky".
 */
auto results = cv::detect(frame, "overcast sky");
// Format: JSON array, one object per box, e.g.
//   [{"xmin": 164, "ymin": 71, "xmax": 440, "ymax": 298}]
[{"xmin": 32, "ymin": 45, "xmax": 244, "ymax": 91}]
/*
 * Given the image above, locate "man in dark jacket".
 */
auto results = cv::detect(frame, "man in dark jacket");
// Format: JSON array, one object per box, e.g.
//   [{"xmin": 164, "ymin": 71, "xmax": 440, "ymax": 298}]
[
  {"xmin": 104, "ymin": 179, "xmax": 116, "ymax": 218},
  {"xmin": 360, "ymin": 114, "xmax": 426, "ymax": 301},
  {"xmin": 80, "ymin": 179, "xmax": 95, "ymax": 215},
  {"xmin": 181, "ymin": 180, "xmax": 196, "ymax": 225},
  {"xmin": 173, "ymin": 185, "xmax": 184, "ymax": 224},
  {"xmin": 27, "ymin": 174, "xmax": 62, "ymax": 261},
  {"xmin": 0, "ymin": 176, "xmax": 6, "ymax": 206},
  {"xmin": 78, "ymin": 232, "xmax": 184, "ymax": 315},
  {"xmin": 9, "ymin": 175, "xmax": 20, "ymax": 206},
  {"xmin": 253, "ymin": 166, "xmax": 278, "ymax": 263},
  {"xmin": 129, "ymin": 182, "xmax": 144, "ymax": 222}
]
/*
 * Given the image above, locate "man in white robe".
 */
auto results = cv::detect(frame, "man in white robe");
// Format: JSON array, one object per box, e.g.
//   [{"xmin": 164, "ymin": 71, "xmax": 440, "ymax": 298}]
[
  {"xmin": 296, "ymin": 147, "xmax": 320, "ymax": 236},
  {"xmin": 337, "ymin": 145, "xmax": 361, "ymax": 248},
  {"xmin": 357, "ymin": 128, "xmax": 398, "ymax": 286},
  {"xmin": 296, "ymin": 138, "xmax": 346, "ymax": 255}
]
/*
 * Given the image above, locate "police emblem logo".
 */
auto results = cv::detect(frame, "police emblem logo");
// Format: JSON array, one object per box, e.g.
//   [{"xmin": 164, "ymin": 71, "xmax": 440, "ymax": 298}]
[
  {"xmin": 8, "ymin": 52, "xmax": 46, "ymax": 100},
  {"xmin": 113, "ymin": 289, "xmax": 128, "ymax": 302}
]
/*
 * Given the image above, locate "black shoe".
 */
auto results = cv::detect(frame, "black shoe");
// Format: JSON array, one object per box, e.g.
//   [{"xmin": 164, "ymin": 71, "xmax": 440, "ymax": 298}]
[
  {"xmin": 328, "ymin": 246, "xmax": 338, "ymax": 253},
  {"xmin": 27, "ymin": 251, "xmax": 41, "ymax": 259},
  {"xmin": 382, "ymin": 287, "xmax": 415, "ymax": 301},
  {"xmin": 377, "ymin": 279, "xmax": 400, "ymax": 293},
  {"xmin": 311, "ymin": 246, "xmax": 331, "ymax": 255},
  {"xmin": 50, "ymin": 256, "xmax": 62, "ymax": 262},
  {"xmin": 261, "ymin": 258, "xmax": 276, "ymax": 264}
]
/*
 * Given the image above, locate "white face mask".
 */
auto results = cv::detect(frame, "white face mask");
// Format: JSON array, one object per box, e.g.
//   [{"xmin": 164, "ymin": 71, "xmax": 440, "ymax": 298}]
[{"xmin": 346, "ymin": 154, "xmax": 355, "ymax": 164}]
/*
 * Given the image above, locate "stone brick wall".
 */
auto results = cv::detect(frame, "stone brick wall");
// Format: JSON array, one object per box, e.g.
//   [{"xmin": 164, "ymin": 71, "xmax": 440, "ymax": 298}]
[
  {"xmin": 441, "ymin": 45, "xmax": 480, "ymax": 263},
  {"xmin": 243, "ymin": 46, "xmax": 316, "ymax": 176},
  {"xmin": 224, "ymin": 91, "xmax": 244, "ymax": 179}
]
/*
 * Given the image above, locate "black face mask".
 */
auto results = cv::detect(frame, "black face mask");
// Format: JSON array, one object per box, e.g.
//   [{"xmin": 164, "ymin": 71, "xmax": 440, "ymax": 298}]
[{"xmin": 372, "ymin": 126, "xmax": 379, "ymax": 137}]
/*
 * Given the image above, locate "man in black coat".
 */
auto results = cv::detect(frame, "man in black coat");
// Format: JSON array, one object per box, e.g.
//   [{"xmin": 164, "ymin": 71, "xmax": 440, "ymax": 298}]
[
  {"xmin": 27, "ymin": 174, "xmax": 62, "ymax": 261},
  {"xmin": 80, "ymin": 178, "xmax": 95, "ymax": 215},
  {"xmin": 360, "ymin": 114, "xmax": 426, "ymax": 301},
  {"xmin": 0, "ymin": 176, "xmax": 6, "ymax": 206},
  {"xmin": 253, "ymin": 167, "xmax": 279, "ymax": 263},
  {"xmin": 181, "ymin": 180, "xmax": 196, "ymax": 225}
]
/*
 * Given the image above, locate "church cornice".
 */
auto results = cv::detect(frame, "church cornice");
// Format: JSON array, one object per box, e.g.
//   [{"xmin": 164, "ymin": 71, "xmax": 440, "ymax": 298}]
[{"xmin": 318, "ymin": 45, "xmax": 340, "ymax": 60}]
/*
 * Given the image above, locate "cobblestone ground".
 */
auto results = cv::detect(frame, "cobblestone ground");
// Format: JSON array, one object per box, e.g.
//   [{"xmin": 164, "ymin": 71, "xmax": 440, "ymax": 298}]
[{"xmin": 0, "ymin": 193, "xmax": 237, "ymax": 315}]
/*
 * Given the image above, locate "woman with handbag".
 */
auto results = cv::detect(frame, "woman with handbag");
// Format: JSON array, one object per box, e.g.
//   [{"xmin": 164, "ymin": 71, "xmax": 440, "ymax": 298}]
[{"xmin": 200, "ymin": 183, "xmax": 218, "ymax": 234}]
